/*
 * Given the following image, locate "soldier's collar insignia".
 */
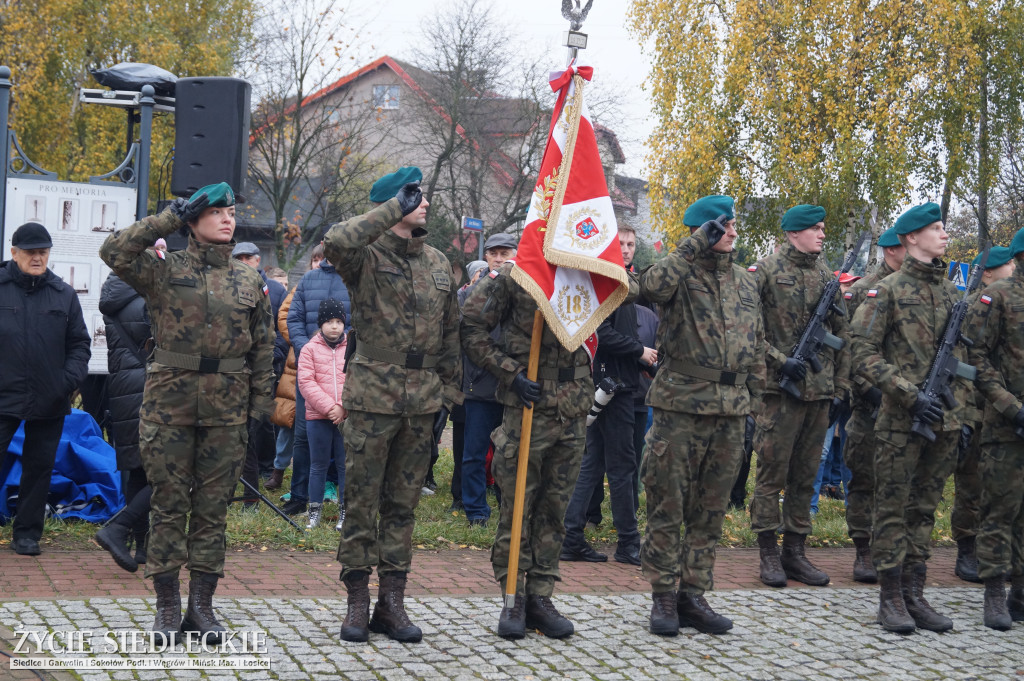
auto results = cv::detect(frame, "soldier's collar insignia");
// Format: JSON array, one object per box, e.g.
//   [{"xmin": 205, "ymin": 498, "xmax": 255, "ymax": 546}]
[
  {"xmin": 867, "ymin": 289, "xmax": 878, "ymax": 297},
  {"xmin": 981, "ymin": 294, "xmax": 992, "ymax": 305},
  {"xmin": 747, "ymin": 265, "xmax": 758, "ymax": 272}
]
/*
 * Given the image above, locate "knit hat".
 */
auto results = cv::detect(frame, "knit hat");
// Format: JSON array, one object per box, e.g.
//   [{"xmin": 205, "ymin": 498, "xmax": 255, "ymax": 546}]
[
  {"xmin": 466, "ymin": 260, "xmax": 488, "ymax": 281},
  {"xmin": 318, "ymin": 298, "xmax": 346, "ymax": 327}
]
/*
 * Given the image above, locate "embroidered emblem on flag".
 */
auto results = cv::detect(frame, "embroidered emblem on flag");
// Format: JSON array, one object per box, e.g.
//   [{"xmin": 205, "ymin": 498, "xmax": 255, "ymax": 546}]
[
  {"xmin": 981, "ymin": 294, "xmax": 992, "ymax": 305},
  {"xmin": 575, "ymin": 217, "xmax": 599, "ymax": 240}
]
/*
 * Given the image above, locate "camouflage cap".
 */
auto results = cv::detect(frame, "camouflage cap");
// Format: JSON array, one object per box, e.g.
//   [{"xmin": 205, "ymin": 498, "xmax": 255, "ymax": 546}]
[
  {"xmin": 877, "ymin": 227, "xmax": 901, "ymax": 248},
  {"xmin": 893, "ymin": 202, "xmax": 941, "ymax": 235},
  {"xmin": 189, "ymin": 182, "xmax": 235, "ymax": 208},
  {"xmin": 1011, "ymin": 227, "xmax": 1024, "ymax": 258},
  {"xmin": 781, "ymin": 204, "xmax": 826, "ymax": 232},
  {"xmin": 973, "ymin": 246, "xmax": 1012, "ymax": 269},
  {"xmin": 683, "ymin": 195, "xmax": 734, "ymax": 228},
  {"xmin": 369, "ymin": 166, "xmax": 422, "ymax": 203}
]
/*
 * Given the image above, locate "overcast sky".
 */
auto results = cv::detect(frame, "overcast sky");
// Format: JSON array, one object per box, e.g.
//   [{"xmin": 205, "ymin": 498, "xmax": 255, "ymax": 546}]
[{"xmin": 350, "ymin": 0, "xmax": 652, "ymax": 178}]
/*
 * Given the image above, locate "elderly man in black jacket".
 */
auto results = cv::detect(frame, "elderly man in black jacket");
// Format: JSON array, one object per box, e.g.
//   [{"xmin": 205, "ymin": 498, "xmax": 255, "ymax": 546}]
[
  {"xmin": 560, "ymin": 225, "xmax": 657, "ymax": 564},
  {"xmin": 0, "ymin": 222, "xmax": 90, "ymax": 555}
]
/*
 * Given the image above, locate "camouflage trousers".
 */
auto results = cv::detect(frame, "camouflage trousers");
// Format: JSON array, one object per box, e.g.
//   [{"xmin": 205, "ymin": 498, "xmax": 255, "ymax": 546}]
[
  {"xmin": 139, "ymin": 420, "xmax": 248, "ymax": 578},
  {"xmin": 336, "ymin": 410, "xmax": 432, "ymax": 579},
  {"xmin": 843, "ymin": 407, "xmax": 877, "ymax": 540},
  {"xmin": 641, "ymin": 410, "xmax": 743, "ymax": 595},
  {"xmin": 872, "ymin": 429, "xmax": 957, "ymax": 571},
  {"xmin": 977, "ymin": 440, "xmax": 1024, "ymax": 580},
  {"xmin": 749, "ymin": 394, "xmax": 830, "ymax": 536},
  {"xmin": 491, "ymin": 405, "xmax": 586, "ymax": 598},
  {"xmin": 951, "ymin": 426, "xmax": 983, "ymax": 541}
]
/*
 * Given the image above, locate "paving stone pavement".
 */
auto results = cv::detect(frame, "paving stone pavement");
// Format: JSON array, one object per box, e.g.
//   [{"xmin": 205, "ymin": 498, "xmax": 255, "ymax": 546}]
[{"xmin": 1, "ymin": 588, "xmax": 1022, "ymax": 681}]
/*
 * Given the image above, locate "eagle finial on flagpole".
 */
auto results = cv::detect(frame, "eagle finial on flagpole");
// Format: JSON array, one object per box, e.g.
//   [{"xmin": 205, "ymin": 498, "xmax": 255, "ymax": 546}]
[{"xmin": 561, "ymin": 0, "xmax": 593, "ymax": 31}]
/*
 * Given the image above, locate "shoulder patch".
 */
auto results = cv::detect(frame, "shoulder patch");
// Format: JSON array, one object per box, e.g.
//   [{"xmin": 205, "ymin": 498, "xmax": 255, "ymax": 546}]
[
  {"xmin": 844, "ymin": 291, "xmax": 853, "ymax": 300},
  {"xmin": 981, "ymin": 294, "xmax": 992, "ymax": 305},
  {"xmin": 747, "ymin": 265, "xmax": 758, "ymax": 272},
  {"xmin": 867, "ymin": 289, "xmax": 878, "ymax": 298},
  {"xmin": 155, "ymin": 249, "xmax": 166, "ymax": 261},
  {"xmin": 488, "ymin": 270, "xmax": 499, "ymax": 279},
  {"xmin": 262, "ymin": 283, "xmax": 269, "ymax": 296}
]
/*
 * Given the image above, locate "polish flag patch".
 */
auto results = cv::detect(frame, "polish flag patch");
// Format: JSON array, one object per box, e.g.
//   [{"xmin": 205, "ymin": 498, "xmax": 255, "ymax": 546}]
[
  {"xmin": 981, "ymin": 294, "xmax": 992, "ymax": 305},
  {"xmin": 867, "ymin": 289, "xmax": 878, "ymax": 298},
  {"xmin": 155, "ymin": 249, "xmax": 165, "ymax": 261},
  {"xmin": 844, "ymin": 292, "xmax": 853, "ymax": 300},
  {"xmin": 262, "ymin": 283, "xmax": 269, "ymax": 296},
  {"xmin": 488, "ymin": 270, "xmax": 499, "ymax": 279},
  {"xmin": 747, "ymin": 265, "xmax": 758, "ymax": 272}
]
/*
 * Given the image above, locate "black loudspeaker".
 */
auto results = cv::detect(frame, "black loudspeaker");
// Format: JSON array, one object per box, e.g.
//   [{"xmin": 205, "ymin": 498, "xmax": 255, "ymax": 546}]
[{"xmin": 171, "ymin": 77, "xmax": 251, "ymax": 197}]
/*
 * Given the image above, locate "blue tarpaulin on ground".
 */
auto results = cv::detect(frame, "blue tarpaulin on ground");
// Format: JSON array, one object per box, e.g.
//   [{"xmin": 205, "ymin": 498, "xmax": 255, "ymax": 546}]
[{"xmin": 0, "ymin": 409, "xmax": 123, "ymax": 524}]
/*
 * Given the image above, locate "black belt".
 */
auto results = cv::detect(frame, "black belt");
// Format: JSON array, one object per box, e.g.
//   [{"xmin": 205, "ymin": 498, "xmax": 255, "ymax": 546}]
[
  {"xmin": 536, "ymin": 365, "xmax": 591, "ymax": 382},
  {"xmin": 356, "ymin": 343, "xmax": 440, "ymax": 370},
  {"xmin": 153, "ymin": 348, "xmax": 246, "ymax": 373},
  {"xmin": 667, "ymin": 360, "xmax": 747, "ymax": 386}
]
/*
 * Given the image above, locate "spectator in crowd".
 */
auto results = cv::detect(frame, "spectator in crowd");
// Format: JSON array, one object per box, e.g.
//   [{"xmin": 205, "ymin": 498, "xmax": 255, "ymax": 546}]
[
  {"xmin": 265, "ymin": 266, "xmax": 289, "ymax": 289},
  {"xmin": 460, "ymin": 240, "xmax": 516, "ymax": 527},
  {"xmin": 809, "ymin": 271, "xmax": 860, "ymax": 515},
  {"xmin": 285, "ymin": 240, "xmax": 351, "ymax": 516},
  {"xmin": 94, "ymin": 258, "xmax": 157, "ymax": 571},
  {"xmin": 297, "ymin": 299, "xmax": 348, "ymax": 529},
  {"xmin": 266, "ymin": 246, "xmax": 324, "ymax": 492},
  {"xmin": 561, "ymin": 225, "xmax": 655, "ymax": 566},
  {"xmin": 1, "ymin": 222, "xmax": 90, "ymax": 556},
  {"xmin": 232, "ymin": 242, "xmax": 287, "ymax": 501}
]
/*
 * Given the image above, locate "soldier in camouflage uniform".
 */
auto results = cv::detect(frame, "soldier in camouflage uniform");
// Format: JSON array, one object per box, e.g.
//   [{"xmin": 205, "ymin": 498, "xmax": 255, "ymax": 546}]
[
  {"xmin": 965, "ymin": 233, "xmax": 1024, "ymax": 630},
  {"xmin": 461, "ymin": 257, "xmax": 631, "ymax": 639},
  {"xmin": 850, "ymin": 202, "xmax": 967, "ymax": 633},
  {"xmin": 99, "ymin": 182, "xmax": 276, "ymax": 645},
  {"xmin": 952, "ymin": 247, "xmax": 1015, "ymax": 585},
  {"xmin": 326, "ymin": 167, "xmax": 462, "ymax": 644},
  {"xmin": 639, "ymin": 195, "xmax": 766, "ymax": 636},
  {"xmin": 840, "ymin": 227, "xmax": 905, "ymax": 584},
  {"xmin": 748, "ymin": 205, "xmax": 850, "ymax": 589}
]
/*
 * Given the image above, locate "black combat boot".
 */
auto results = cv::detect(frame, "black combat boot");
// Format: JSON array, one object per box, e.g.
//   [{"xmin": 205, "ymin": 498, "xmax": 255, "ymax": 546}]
[
  {"xmin": 757, "ymin": 531, "xmax": 787, "ymax": 587},
  {"xmin": 525, "ymin": 595, "xmax": 574, "ymax": 638},
  {"xmin": 877, "ymin": 566, "xmax": 915, "ymax": 633},
  {"xmin": 649, "ymin": 591, "xmax": 679, "ymax": 636},
  {"xmin": 339, "ymin": 570, "xmax": 371, "ymax": 642},
  {"xmin": 852, "ymin": 536, "xmax": 877, "ymax": 584},
  {"xmin": 181, "ymin": 572, "xmax": 227, "ymax": 645},
  {"xmin": 780, "ymin": 532, "xmax": 829, "ymax": 586},
  {"xmin": 955, "ymin": 536, "xmax": 981, "ymax": 583},
  {"xmin": 497, "ymin": 594, "xmax": 526, "ymax": 639},
  {"xmin": 1008, "ymin": 577, "xmax": 1024, "ymax": 622},
  {"xmin": 677, "ymin": 592, "xmax": 732, "ymax": 634},
  {"xmin": 369, "ymin": 572, "xmax": 422, "ymax": 642},
  {"xmin": 901, "ymin": 563, "xmax": 953, "ymax": 632},
  {"xmin": 151, "ymin": 572, "xmax": 181, "ymax": 646},
  {"xmin": 95, "ymin": 522, "xmax": 137, "ymax": 573},
  {"xmin": 983, "ymin": 577, "xmax": 1012, "ymax": 631}
]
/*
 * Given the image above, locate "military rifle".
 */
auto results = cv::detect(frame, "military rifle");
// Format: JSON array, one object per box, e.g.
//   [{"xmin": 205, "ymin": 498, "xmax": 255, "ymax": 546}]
[
  {"xmin": 779, "ymin": 231, "xmax": 869, "ymax": 399},
  {"xmin": 910, "ymin": 244, "xmax": 991, "ymax": 441}
]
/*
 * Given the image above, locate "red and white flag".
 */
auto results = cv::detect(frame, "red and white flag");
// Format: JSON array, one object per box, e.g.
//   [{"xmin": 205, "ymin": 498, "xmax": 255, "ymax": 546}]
[{"xmin": 509, "ymin": 61, "xmax": 629, "ymax": 360}]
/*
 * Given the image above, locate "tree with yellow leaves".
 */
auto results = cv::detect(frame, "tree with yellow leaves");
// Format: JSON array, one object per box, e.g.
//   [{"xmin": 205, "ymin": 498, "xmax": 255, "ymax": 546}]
[{"xmin": 0, "ymin": 0, "xmax": 255, "ymax": 209}]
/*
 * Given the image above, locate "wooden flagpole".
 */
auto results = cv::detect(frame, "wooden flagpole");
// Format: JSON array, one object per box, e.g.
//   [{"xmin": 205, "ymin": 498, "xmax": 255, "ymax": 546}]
[{"xmin": 504, "ymin": 309, "xmax": 544, "ymax": 607}]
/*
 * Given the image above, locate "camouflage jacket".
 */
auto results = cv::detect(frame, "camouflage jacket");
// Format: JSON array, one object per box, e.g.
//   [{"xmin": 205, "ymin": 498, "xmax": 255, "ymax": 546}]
[
  {"xmin": 640, "ymin": 228, "xmax": 767, "ymax": 416},
  {"xmin": 460, "ymin": 263, "xmax": 596, "ymax": 420},
  {"xmin": 849, "ymin": 254, "xmax": 968, "ymax": 433},
  {"xmin": 99, "ymin": 209, "xmax": 275, "ymax": 427},
  {"xmin": 965, "ymin": 266, "xmax": 1024, "ymax": 442},
  {"xmin": 749, "ymin": 242, "xmax": 851, "ymax": 401},
  {"xmin": 843, "ymin": 259, "xmax": 897, "ymax": 409},
  {"xmin": 323, "ymin": 199, "xmax": 462, "ymax": 415}
]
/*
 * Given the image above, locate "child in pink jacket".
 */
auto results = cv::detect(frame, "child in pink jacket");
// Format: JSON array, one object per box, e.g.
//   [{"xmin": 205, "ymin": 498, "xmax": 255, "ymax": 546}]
[{"xmin": 297, "ymin": 299, "xmax": 348, "ymax": 529}]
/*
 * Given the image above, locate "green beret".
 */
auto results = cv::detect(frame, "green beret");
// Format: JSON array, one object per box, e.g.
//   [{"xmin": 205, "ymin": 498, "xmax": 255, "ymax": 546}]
[
  {"xmin": 370, "ymin": 166, "xmax": 422, "ymax": 203},
  {"xmin": 974, "ymin": 246, "xmax": 1012, "ymax": 269},
  {"xmin": 894, "ymin": 202, "xmax": 942, "ymax": 235},
  {"xmin": 1010, "ymin": 228, "xmax": 1024, "ymax": 258},
  {"xmin": 877, "ymin": 227, "xmax": 900, "ymax": 248},
  {"xmin": 781, "ymin": 205, "xmax": 826, "ymax": 232},
  {"xmin": 189, "ymin": 182, "xmax": 234, "ymax": 208},
  {"xmin": 683, "ymin": 195, "xmax": 734, "ymax": 228}
]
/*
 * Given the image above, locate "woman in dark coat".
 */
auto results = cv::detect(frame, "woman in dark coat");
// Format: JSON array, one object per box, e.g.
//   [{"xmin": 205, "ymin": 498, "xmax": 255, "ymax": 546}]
[{"xmin": 93, "ymin": 269, "xmax": 153, "ymax": 572}]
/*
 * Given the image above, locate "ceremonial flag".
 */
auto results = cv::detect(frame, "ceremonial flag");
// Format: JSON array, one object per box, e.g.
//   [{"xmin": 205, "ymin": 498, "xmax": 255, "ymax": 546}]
[{"xmin": 509, "ymin": 60, "xmax": 629, "ymax": 358}]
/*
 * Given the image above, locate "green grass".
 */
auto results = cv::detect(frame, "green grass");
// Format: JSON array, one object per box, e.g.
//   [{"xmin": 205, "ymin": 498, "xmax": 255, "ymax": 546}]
[{"xmin": 0, "ymin": 448, "xmax": 956, "ymax": 555}]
